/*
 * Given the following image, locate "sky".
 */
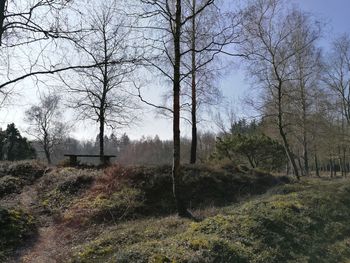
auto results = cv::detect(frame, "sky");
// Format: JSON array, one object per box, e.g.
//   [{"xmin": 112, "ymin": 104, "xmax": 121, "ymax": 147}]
[{"xmin": 0, "ymin": 0, "xmax": 350, "ymax": 141}]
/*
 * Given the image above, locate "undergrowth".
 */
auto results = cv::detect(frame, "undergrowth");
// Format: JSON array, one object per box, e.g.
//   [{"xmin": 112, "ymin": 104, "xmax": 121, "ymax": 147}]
[
  {"xmin": 0, "ymin": 207, "xmax": 36, "ymax": 261},
  {"xmin": 71, "ymin": 178, "xmax": 350, "ymax": 263},
  {"xmin": 61, "ymin": 164, "xmax": 287, "ymax": 225}
]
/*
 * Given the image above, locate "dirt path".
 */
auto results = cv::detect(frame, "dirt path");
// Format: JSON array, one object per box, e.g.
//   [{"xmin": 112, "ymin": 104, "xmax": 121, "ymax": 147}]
[
  {"xmin": 7, "ymin": 183, "xmax": 71, "ymax": 263},
  {"xmin": 19, "ymin": 227, "xmax": 60, "ymax": 263}
]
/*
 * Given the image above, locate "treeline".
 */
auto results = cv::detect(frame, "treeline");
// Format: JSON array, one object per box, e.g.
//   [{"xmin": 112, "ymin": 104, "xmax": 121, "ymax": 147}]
[{"xmin": 32, "ymin": 133, "xmax": 216, "ymax": 166}]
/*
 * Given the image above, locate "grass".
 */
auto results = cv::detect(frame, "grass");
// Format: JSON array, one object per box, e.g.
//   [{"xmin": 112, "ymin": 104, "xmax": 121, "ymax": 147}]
[
  {"xmin": 4, "ymin": 162, "xmax": 348, "ymax": 262},
  {"xmin": 70, "ymin": 178, "xmax": 350, "ymax": 263}
]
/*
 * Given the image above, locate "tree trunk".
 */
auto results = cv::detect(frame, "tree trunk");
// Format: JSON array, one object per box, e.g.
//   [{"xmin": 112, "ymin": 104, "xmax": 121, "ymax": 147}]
[
  {"xmin": 344, "ymin": 148, "xmax": 347, "ymax": 177},
  {"xmin": 44, "ymin": 147, "xmax": 52, "ymax": 165},
  {"xmin": 0, "ymin": 0, "xmax": 6, "ymax": 46},
  {"xmin": 330, "ymin": 158, "xmax": 334, "ymax": 178},
  {"xmin": 43, "ymin": 132, "xmax": 51, "ymax": 165},
  {"xmin": 303, "ymin": 141, "xmax": 309, "ymax": 176},
  {"xmin": 300, "ymin": 75, "xmax": 309, "ymax": 176},
  {"xmin": 173, "ymin": 0, "xmax": 187, "ymax": 217},
  {"xmin": 314, "ymin": 153, "xmax": 320, "ymax": 177},
  {"xmin": 277, "ymin": 82, "xmax": 300, "ymax": 180},
  {"xmin": 297, "ymin": 156, "xmax": 305, "ymax": 176},
  {"xmin": 286, "ymin": 161, "xmax": 290, "ymax": 175},
  {"xmin": 190, "ymin": 0, "xmax": 197, "ymax": 165},
  {"xmin": 99, "ymin": 116, "xmax": 105, "ymax": 164}
]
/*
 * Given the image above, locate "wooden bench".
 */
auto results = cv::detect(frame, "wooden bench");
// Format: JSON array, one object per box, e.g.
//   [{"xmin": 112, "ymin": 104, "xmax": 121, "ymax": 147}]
[{"xmin": 64, "ymin": 154, "xmax": 116, "ymax": 166}]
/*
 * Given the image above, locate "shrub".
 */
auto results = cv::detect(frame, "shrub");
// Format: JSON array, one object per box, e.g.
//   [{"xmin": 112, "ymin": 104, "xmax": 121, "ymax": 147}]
[
  {"xmin": 0, "ymin": 160, "xmax": 46, "ymax": 181},
  {"xmin": 213, "ymin": 134, "xmax": 287, "ymax": 171},
  {"xmin": 8, "ymin": 160, "xmax": 46, "ymax": 181},
  {"xmin": 0, "ymin": 176, "xmax": 22, "ymax": 197},
  {"xmin": 39, "ymin": 169, "xmax": 97, "ymax": 213},
  {"xmin": 0, "ymin": 207, "xmax": 36, "ymax": 261}
]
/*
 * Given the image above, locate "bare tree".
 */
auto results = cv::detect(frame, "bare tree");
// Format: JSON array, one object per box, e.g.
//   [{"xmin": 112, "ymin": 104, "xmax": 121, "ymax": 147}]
[
  {"xmin": 62, "ymin": 0, "xmax": 139, "ymax": 164},
  {"xmin": 324, "ymin": 35, "xmax": 350, "ymax": 124},
  {"xmin": 134, "ymin": 0, "xmax": 221, "ymax": 217},
  {"xmin": 0, "ymin": 0, "xmax": 84, "ymax": 106},
  {"xmin": 0, "ymin": 0, "xmax": 74, "ymax": 46},
  {"xmin": 153, "ymin": 0, "xmax": 241, "ymax": 164},
  {"xmin": 182, "ymin": 0, "xmax": 229, "ymax": 164},
  {"xmin": 24, "ymin": 93, "xmax": 67, "ymax": 164},
  {"xmin": 240, "ymin": 0, "xmax": 320, "ymax": 179},
  {"xmin": 287, "ymin": 11, "xmax": 322, "ymax": 176},
  {"xmin": 323, "ymin": 34, "xmax": 350, "ymax": 176}
]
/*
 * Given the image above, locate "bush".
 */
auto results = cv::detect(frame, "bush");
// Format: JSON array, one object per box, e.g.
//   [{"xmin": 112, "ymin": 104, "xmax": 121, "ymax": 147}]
[
  {"xmin": 57, "ymin": 174, "xmax": 94, "ymax": 195},
  {"xmin": 0, "ymin": 160, "xmax": 46, "ymax": 182},
  {"xmin": 0, "ymin": 176, "xmax": 22, "ymax": 197},
  {"xmin": 213, "ymin": 133, "xmax": 287, "ymax": 171},
  {"xmin": 0, "ymin": 207, "xmax": 36, "ymax": 261},
  {"xmin": 39, "ymin": 168, "xmax": 97, "ymax": 213},
  {"xmin": 0, "ymin": 161, "xmax": 46, "ymax": 198}
]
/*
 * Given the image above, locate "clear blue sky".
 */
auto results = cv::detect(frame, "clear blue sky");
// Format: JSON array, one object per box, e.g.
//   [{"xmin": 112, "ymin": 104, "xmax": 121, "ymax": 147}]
[{"xmin": 1, "ymin": 0, "xmax": 350, "ymax": 141}]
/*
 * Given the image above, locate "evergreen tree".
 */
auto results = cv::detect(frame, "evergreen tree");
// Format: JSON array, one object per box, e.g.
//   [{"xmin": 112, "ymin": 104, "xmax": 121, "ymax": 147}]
[{"xmin": 2, "ymin": 124, "xmax": 36, "ymax": 161}]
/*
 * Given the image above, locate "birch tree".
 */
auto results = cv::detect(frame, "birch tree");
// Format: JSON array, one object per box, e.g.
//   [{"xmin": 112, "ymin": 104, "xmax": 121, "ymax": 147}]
[
  {"xmin": 241, "ymin": 0, "xmax": 319, "ymax": 179},
  {"xmin": 25, "ymin": 93, "xmax": 67, "ymax": 164},
  {"xmin": 135, "ymin": 0, "xmax": 218, "ymax": 217}
]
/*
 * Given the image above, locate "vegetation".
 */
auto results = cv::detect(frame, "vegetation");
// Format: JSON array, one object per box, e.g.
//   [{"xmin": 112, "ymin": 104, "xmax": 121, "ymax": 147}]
[
  {"xmin": 0, "ymin": 207, "xmax": 36, "ymax": 261},
  {"xmin": 1, "ymin": 0, "xmax": 350, "ymax": 262},
  {"xmin": 0, "ymin": 160, "xmax": 45, "ymax": 197},
  {"xmin": 71, "ymin": 178, "xmax": 350, "ymax": 263},
  {"xmin": 37, "ymin": 164, "xmax": 286, "ymax": 225},
  {"xmin": 0, "ymin": 124, "xmax": 36, "ymax": 161},
  {"xmin": 1, "ymin": 161, "xmax": 350, "ymax": 262},
  {"xmin": 214, "ymin": 134, "xmax": 287, "ymax": 171}
]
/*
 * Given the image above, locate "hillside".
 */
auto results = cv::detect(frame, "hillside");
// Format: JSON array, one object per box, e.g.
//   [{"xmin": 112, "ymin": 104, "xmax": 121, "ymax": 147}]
[{"xmin": 1, "ymin": 161, "xmax": 350, "ymax": 262}]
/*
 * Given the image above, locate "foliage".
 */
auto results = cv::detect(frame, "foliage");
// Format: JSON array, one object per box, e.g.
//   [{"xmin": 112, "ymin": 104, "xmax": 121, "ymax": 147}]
[
  {"xmin": 0, "ymin": 207, "xmax": 36, "ymax": 261},
  {"xmin": 213, "ymin": 133, "xmax": 287, "ymax": 170},
  {"xmin": 229, "ymin": 118, "xmax": 259, "ymax": 135},
  {"xmin": 0, "ymin": 124, "xmax": 36, "ymax": 161}
]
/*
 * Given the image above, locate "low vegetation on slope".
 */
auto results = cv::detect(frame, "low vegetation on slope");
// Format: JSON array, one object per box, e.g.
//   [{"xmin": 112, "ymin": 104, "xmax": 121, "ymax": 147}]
[
  {"xmin": 71, "ymin": 178, "xmax": 350, "ymax": 263},
  {"xmin": 0, "ymin": 160, "xmax": 46, "ymax": 198},
  {"xmin": 0, "ymin": 207, "xmax": 36, "ymax": 261},
  {"xmin": 1, "ymin": 162, "xmax": 287, "ymax": 262},
  {"xmin": 56, "ymin": 164, "xmax": 287, "ymax": 225}
]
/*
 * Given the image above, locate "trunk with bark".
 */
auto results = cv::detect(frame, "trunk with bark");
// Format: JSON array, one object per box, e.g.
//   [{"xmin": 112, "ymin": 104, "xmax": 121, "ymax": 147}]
[
  {"xmin": 0, "ymin": 0, "xmax": 6, "ymax": 46},
  {"xmin": 99, "ymin": 116, "xmax": 105, "ymax": 164},
  {"xmin": 314, "ymin": 153, "xmax": 320, "ymax": 177},
  {"xmin": 277, "ymin": 82, "xmax": 300, "ymax": 180},
  {"xmin": 173, "ymin": 0, "xmax": 188, "ymax": 217},
  {"xmin": 43, "ymin": 132, "xmax": 52, "ymax": 165},
  {"xmin": 190, "ymin": 0, "xmax": 197, "ymax": 165}
]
